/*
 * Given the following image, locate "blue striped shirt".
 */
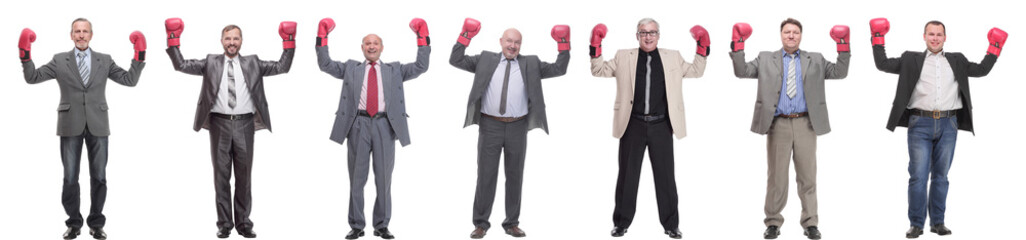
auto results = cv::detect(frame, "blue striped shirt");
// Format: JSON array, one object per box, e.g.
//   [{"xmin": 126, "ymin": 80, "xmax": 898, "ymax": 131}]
[{"xmin": 775, "ymin": 50, "xmax": 807, "ymax": 115}]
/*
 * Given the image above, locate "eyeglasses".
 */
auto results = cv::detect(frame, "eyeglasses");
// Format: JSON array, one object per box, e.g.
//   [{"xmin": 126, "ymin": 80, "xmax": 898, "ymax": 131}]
[{"xmin": 637, "ymin": 31, "xmax": 659, "ymax": 37}]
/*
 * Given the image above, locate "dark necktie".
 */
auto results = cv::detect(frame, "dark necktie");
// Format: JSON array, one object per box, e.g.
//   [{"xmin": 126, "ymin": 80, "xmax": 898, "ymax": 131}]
[
  {"xmin": 227, "ymin": 60, "xmax": 237, "ymax": 109},
  {"xmin": 499, "ymin": 59, "xmax": 512, "ymax": 115}
]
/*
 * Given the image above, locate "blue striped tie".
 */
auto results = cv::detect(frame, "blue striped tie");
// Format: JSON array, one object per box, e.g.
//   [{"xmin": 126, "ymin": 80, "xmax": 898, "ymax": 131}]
[{"xmin": 77, "ymin": 52, "xmax": 89, "ymax": 85}]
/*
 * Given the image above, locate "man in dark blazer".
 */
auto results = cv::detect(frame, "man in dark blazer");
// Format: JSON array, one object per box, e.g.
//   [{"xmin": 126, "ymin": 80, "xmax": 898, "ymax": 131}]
[
  {"xmin": 449, "ymin": 18, "xmax": 569, "ymax": 239},
  {"xmin": 165, "ymin": 18, "xmax": 295, "ymax": 239},
  {"xmin": 21, "ymin": 18, "xmax": 145, "ymax": 240},
  {"xmin": 729, "ymin": 18, "xmax": 849, "ymax": 240},
  {"xmin": 315, "ymin": 17, "xmax": 430, "ymax": 240},
  {"xmin": 870, "ymin": 18, "xmax": 1006, "ymax": 238}
]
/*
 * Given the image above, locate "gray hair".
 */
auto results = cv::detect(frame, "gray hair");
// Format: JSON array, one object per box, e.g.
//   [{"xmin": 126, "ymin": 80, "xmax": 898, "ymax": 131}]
[
  {"xmin": 71, "ymin": 18, "xmax": 92, "ymax": 33},
  {"xmin": 637, "ymin": 18, "xmax": 659, "ymax": 31}
]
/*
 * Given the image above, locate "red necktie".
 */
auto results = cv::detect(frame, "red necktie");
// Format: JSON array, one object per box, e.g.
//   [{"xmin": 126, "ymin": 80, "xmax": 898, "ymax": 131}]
[{"xmin": 367, "ymin": 62, "xmax": 379, "ymax": 117}]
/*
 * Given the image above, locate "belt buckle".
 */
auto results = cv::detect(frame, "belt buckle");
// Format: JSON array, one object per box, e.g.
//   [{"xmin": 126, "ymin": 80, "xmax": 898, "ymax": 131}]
[
  {"xmin": 932, "ymin": 110, "xmax": 941, "ymax": 119},
  {"xmin": 230, "ymin": 115, "xmax": 241, "ymax": 120}
]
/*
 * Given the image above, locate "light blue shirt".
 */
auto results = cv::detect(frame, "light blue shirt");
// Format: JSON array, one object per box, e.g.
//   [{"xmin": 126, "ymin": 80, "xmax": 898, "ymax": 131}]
[{"xmin": 775, "ymin": 50, "xmax": 807, "ymax": 115}]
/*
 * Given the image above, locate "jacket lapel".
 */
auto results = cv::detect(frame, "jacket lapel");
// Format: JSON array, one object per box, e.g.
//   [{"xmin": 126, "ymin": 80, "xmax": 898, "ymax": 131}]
[
  {"xmin": 911, "ymin": 51, "xmax": 926, "ymax": 86},
  {"xmin": 213, "ymin": 55, "xmax": 225, "ymax": 94},
  {"xmin": 800, "ymin": 50, "xmax": 811, "ymax": 91},
  {"xmin": 65, "ymin": 50, "xmax": 85, "ymax": 88},
  {"xmin": 380, "ymin": 62, "xmax": 391, "ymax": 102},
  {"xmin": 85, "ymin": 53, "xmax": 101, "ymax": 89},
  {"xmin": 353, "ymin": 62, "xmax": 365, "ymax": 106},
  {"xmin": 628, "ymin": 49, "xmax": 638, "ymax": 92},
  {"xmin": 772, "ymin": 50, "xmax": 783, "ymax": 90},
  {"xmin": 239, "ymin": 56, "xmax": 256, "ymax": 93}
]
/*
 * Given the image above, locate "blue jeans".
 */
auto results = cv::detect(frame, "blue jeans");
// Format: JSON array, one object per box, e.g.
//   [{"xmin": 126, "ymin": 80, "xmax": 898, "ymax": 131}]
[{"xmin": 906, "ymin": 114, "xmax": 958, "ymax": 228}]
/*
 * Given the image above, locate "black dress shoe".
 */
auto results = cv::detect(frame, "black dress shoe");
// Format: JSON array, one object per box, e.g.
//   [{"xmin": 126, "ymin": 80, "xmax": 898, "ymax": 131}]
[
  {"xmin": 89, "ymin": 228, "xmax": 106, "ymax": 240},
  {"xmin": 63, "ymin": 227, "xmax": 81, "ymax": 240},
  {"xmin": 930, "ymin": 224, "xmax": 952, "ymax": 236},
  {"xmin": 374, "ymin": 228, "xmax": 395, "ymax": 239},
  {"xmin": 611, "ymin": 226, "xmax": 627, "ymax": 237},
  {"xmin": 803, "ymin": 226, "xmax": 821, "ymax": 240},
  {"xmin": 346, "ymin": 229, "xmax": 365, "ymax": 239},
  {"xmin": 764, "ymin": 225, "xmax": 780, "ymax": 239},
  {"xmin": 505, "ymin": 225, "xmax": 526, "ymax": 237},
  {"xmin": 664, "ymin": 228, "xmax": 682, "ymax": 239},
  {"xmin": 906, "ymin": 226, "xmax": 924, "ymax": 238},
  {"xmin": 217, "ymin": 228, "xmax": 231, "ymax": 238},
  {"xmin": 237, "ymin": 227, "xmax": 257, "ymax": 238},
  {"xmin": 470, "ymin": 227, "xmax": 486, "ymax": 239}
]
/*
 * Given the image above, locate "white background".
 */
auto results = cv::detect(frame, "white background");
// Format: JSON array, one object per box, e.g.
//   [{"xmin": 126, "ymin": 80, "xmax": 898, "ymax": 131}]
[{"xmin": 1, "ymin": 0, "xmax": 1022, "ymax": 239}]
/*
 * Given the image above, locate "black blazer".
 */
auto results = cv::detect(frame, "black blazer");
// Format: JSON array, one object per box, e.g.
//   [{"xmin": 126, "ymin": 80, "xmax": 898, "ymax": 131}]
[{"xmin": 873, "ymin": 45, "xmax": 998, "ymax": 134}]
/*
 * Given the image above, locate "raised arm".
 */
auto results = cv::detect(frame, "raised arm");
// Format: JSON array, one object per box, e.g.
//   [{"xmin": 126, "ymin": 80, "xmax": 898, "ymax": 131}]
[
  {"xmin": 870, "ymin": 18, "xmax": 902, "ymax": 74},
  {"xmin": 729, "ymin": 23, "xmax": 758, "ymax": 79},
  {"xmin": 315, "ymin": 18, "xmax": 349, "ymax": 79},
  {"xmin": 449, "ymin": 18, "xmax": 481, "ymax": 73},
  {"xmin": 540, "ymin": 24, "xmax": 570, "ymax": 79},
  {"xmin": 165, "ymin": 18, "xmax": 205, "ymax": 76},
  {"xmin": 967, "ymin": 27, "xmax": 1006, "ymax": 77},
  {"xmin": 400, "ymin": 18, "xmax": 431, "ymax": 81},
  {"xmin": 825, "ymin": 25, "xmax": 850, "ymax": 79},
  {"xmin": 19, "ymin": 28, "xmax": 58, "ymax": 84},
  {"xmin": 588, "ymin": 23, "xmax": 617, "ymax": 78},
  {"xmin": 259, "ymin": 21, "xmax": 296, "ymax": 77}
]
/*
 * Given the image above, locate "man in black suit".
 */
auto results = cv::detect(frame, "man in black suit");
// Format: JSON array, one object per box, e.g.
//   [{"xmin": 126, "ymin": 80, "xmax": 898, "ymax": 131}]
[
  {"xmin": 165, "ymin": 18, "xmax": 295, "ymax": 239},
  {"xmin": 870, "ymin": 18, "xmax": 1006, "ymax": 238}
]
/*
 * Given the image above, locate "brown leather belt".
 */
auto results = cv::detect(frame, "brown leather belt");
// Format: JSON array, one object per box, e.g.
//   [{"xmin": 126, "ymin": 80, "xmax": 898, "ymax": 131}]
[
  {"xmin": 211, "ymin": 113, "xmax": 253, "ymax": 120},
  {"xmin": 775, "ymin": 112, "xmax": 808, "ymax": 118},
  {"xmin": 482, "ymin": 113, "xmax": 525, "ymax": 123},
  {"xmin": 910, "ymin": 109, "xmax": 957, "ymax": 119}
]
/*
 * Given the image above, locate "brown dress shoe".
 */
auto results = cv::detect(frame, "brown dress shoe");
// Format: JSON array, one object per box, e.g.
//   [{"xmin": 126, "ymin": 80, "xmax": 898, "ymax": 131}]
[
  {"xmin": 505, "ymin": 225, "xmax": 526, "ymax": 238},
  {"xmin": 470, "ymin": 227, "xmax": 487, "ymax": 239}
]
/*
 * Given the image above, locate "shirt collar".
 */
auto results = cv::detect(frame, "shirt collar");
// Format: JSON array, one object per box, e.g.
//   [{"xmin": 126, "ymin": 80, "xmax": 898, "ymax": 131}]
[
  {"xmin": 74, "ymin": 48, "xmax": 91, "ymax": 58},
  {"xmin": 926, "ymin": 50, "xmax": 945, "ymax": 57},
  {"xmin": 364, "ymin": 59, "xmax": 382, "ymax": 65},
  {"xmin": 782, "ymin": 49, "xmax": 800, "ymax": 58},
  {"xmin": 499, "ymin": 56, "xmax": 518, "ymax": 63},
  {"xmin": 224, "ymin": 55, "xmax": 238, "ymax": 64}
]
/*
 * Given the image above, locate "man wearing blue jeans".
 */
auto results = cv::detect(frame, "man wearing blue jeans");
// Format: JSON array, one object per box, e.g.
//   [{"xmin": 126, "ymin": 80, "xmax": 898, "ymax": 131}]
[{"xmin": 870, "ymin": 18, "xmax": 1006, "ymax": 238}]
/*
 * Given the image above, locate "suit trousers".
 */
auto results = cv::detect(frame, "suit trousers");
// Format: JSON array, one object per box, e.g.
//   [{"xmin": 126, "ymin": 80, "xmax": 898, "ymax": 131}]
[
  {"xmin": 347, "ymin": 115, "xmax": 396, "ymax": 230},
  {"xmin": 612, "ymin": 118, "xmax": 679, "ymax": 230},
  {"xmin": 472, "ymin": 116, "xmax": 528, "ymax": 230},
  {"xmin": 60, "ymin": 128, "xmax": 108, "ymax": 229},
  {"xmin": 764, "ymin": 116, "xmax": 819, "ymax": 227},
  {"xmin": 208, "ymin": 115, "xmax": 256, "ymax": 230}
]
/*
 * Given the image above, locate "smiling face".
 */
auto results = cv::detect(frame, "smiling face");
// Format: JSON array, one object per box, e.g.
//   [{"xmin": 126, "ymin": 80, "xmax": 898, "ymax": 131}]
[
  {"xmin": 70, "ymin": 20, "xmax": 92, "ymax": 50},
  {"xmin": 362, "ymin": 34, "xmax": 383, "ymax": 62},
  {"xmin": 780, "ymin": 23, "xmax": 802, "ymax": 54},
  {"xmin": 221, "ymin": 28, "xmax": 242, "ymax": 58},
  {"xmin": 636, "ymin": 22, "xmax": 659, "ymax": 52},
  {"xmin": 923, "ymin": 24, "xmax": 946, "ymax": 53},
  {"xmin": 499, "ymin": 28, "xmax": 522, "ymax": 59}
]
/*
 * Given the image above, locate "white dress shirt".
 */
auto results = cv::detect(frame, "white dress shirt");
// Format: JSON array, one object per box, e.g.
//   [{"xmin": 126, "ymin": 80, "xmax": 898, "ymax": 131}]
[
  {"xmin": 909, "ymin": 51, "xmax": 961, "ymax": 111},
  {"xmin": 481, "ymin": 57, "xmax": 527, "ymax": 117},
  {"xmin": 359, "ymin": 60, "xmax": 386, "ymax": 112},
  {"xmin": 212, "ymin": 55, "xmax": 255, "ymax": 114}
]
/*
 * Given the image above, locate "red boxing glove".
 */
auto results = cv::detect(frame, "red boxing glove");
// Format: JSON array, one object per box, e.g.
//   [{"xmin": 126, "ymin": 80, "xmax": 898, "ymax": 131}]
[
  {"xmin": 987, "ymin": 27, "xmax": 1008, "ymax": 57},
  {"xmin": 457, "ymin": 18, "xmax": 480, "ymax": 46},
  {"xmin": 409, "ymin": 18, "xmax": 430, "ymax": 46},
  {"xmin": 870, "ymin": 18, "xmax": 889, "ymax": 46},
  {"xmin": 165, "ymin": 18, "xmax": 183, "ymax": 48},
  {"xmin": 590, "ymin": 23, "xmax": 607, "ymax": 58},
  {"xmin": 129, "ymin": 31, "xmax": 146, "ymax": 61},
  {"xmin": 551, "ymin": 24, "xmax": 570, "ymax": 51},
  {"xmin": 19, "ymin": 28, "xmax": 35, "ymax": 62},
  {"xmin": 280, "ymin": 21, "xmax": 297, "ymax": 49},
  {"xmin": 317, "ymin": 18, "xmax": 335, "ymax": 47},
  {"xmin": 732, "ymin": 23, "xmax": 752, "ymax": 52},
  {"xmin": 690, "ymin": 25, "xmax": 710, "ymax": 57},
  {"xmin": 830, "ymin": 25, "xmax": 850, "ymax": 52}
]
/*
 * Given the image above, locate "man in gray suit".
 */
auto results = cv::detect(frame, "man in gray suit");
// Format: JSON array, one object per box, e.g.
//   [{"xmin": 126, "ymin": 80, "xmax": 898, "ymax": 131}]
[
  {"xmin": 728, "ymin": 18, "xmax": 849, "ymax": 240},
  {"xmin": 315, "ymin": 17, "xmax": 430, "ymax": 240},
  {"xmin": 20, "ymin": 18, "xmax": 145, "ymax": 240},
  {"xmin": 449, "ymin": 18, "xmax": 569, "ymax": 239},
  {"xmin": 165, "ymin": 18, "xmax": 295, "ymax": 239}
]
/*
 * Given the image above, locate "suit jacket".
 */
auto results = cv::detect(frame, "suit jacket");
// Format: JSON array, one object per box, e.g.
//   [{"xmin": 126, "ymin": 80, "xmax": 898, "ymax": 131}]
[
  {"xmin": 449, "ymin": 43, "xmax": 569, "ymax": 134},
  {"xmin": 167, "ymin": 47, "xmax": 294, "ymax": 132},
  {"xmin": 591, "ymin": 48, "xmax": 705, "ymax": 139},
  {"xmin": 317, "ymin": 45, "xmax": 430, "ymax": 147},
  {"xmin": 873, "ymin": 45, "xmax": 997, "ymax": 134},
  {"xmin": 23, "ymin": 49, "xmax": 144, "ymax": 137},
  {"xmin": 730, "ymin": 49, "xmax": 849, "ymax": 135}
]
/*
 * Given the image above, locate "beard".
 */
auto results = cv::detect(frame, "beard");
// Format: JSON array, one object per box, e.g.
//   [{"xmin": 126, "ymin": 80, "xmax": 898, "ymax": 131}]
[{"xmin": 224, "ymin": 45, "xmax": 240, "ymax": 57}]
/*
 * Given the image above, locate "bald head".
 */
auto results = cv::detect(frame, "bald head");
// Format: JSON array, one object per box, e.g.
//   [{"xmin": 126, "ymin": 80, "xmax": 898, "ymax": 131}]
[
  {"xmin": 499, "ymin": 28, "xmax": 522, "ymax": 59},
  {"xmin": 362, "ymin": 34, "xmax": 383, "ymax": 62}
]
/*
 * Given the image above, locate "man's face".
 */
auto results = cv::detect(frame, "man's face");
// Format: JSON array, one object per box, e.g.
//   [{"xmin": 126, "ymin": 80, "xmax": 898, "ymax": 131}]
[
  {"xmin": 780, "ymin": 23, "xmax": 802, "ymax": 53},
  {"xmin": 924, "ymin": 24, "xmax": 946, "ymax": 53},
  {"xmin": 499, "ymin": 29, "xmax": 522, "ymax": 59},
  {"xmin": 71, "ymin": 21, "xmax": 92, "ymax": 50},
  {"xmin": 222, "ymin": 29, "xmax": 242, "ymax": 57},
  {"xmin": 636, "ymin": 22, "xmax": 659, "ymax": 52},
  {"xmin": 362, "ymin": 34, "xmax": 383, "ymax": 62}
]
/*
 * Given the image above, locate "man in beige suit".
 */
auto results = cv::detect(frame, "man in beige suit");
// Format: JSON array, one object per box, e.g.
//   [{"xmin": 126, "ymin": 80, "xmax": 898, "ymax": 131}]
[
  {"xmin": 589, "ymin": 18, "xmax": 707, "ymax": 239},
  {"xmin": 728, "ymin": 18, "xmax": 850, "ymax": 240}
]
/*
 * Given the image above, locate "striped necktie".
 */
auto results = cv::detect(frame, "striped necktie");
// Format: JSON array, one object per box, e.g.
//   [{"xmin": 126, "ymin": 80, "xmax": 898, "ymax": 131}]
[
  {"xmin": 77, "ymin": 52, "xmax": 90, "ymax": 86},
  {"xmin": 227, "ymin": 59, "xmax": 237, "ymax": 109},
  {"xmin": 786, "ymin": 54, "xmax": 797, "ymax": 99}
]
